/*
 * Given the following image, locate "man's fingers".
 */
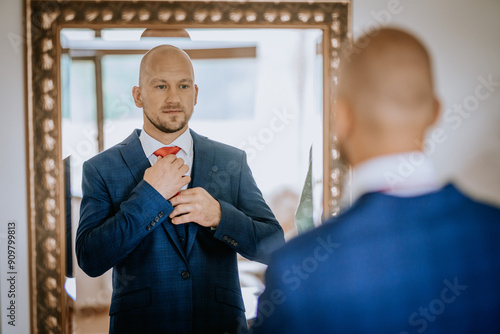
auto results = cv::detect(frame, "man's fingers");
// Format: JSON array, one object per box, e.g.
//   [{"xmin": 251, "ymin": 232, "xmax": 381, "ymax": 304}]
[
  {"xmin": 156, "ymin": 155, "xmax": 186, "ymax": 169},
  {"xmin": 156, "ymin": 154, "xmax": 176, "ymax": 164},
  {"xmin": 179, "ymin": 187, "xmax": 206, "ymax": 198},
  {"xmin": 170, "ymin": 189, "xmax": 195, "ymax": 206},
  {"xmin": 180, "ymin": 175, "xmax": 191, "ymax": 186},
  {"xmin": 169, "ymin": 203, "xmax": 191, "ymax": 219},
  {"xmin": 179, "ymin": 164, "xmax": 189, "ymax": 175},
  {"xmin": 178, "ymin": 188, "xmax": 195, "ymax": 196},
  {"xmin": 169, "ymin": 195, "xmax": 180, "ymax": 207},
  {"xmin": 166, "ymin": 176, "xmax": 191, "ymax": 204},
  {"xmin": 171, "ymin": 213, "xmax": 193, "ymax": 225},
  {"xmin": 168, "ymin": 186, "xmax": 220, "ymax": 228},
  {"xmin": 171, "ymin": 157, "xmax": 185, "ymax": 168},
  {"xmin": 161, "ymin": 157, "xmax": 189, "ymax": 175}
]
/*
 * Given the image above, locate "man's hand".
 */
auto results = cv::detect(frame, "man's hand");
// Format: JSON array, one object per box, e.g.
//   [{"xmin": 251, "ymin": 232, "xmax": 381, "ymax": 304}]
[
  {"xmin": 169, "ymin": 188, "xmax": 221, "ymax": 228},
  {"xmin": 143, "ymin": 155, "xmax": 191, "ymax": 200}
]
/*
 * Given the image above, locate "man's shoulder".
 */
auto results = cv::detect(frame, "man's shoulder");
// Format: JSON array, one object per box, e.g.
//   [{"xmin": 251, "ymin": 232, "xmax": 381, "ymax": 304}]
[
  {"xmin": 86, "ymin": 142, "xmax": 123, "ymax": 166},
  {"xmin": 274, "ymin": 194, "xmax": 385, "ymax": 259},
  {"xmin": 271, "ymin": 220, "xmax": 341, "ymax": 265},
  {"xmin": 450, "ymin": 184, "xmax": 500, "ymax": 216},
  {"xmin": 191, "ymin": 130, "xmax": 245, "ymax": 157},
  {"xmin": 341, "ymin": 183, "xmax": 500, "ymax": 222},
  {"xmin": 274, "ymin": 184, "xmax": 500, "ymax": 262},
  {"xmin": 86, "ymin": 130, "xmax": 139, "ymax": 166}
]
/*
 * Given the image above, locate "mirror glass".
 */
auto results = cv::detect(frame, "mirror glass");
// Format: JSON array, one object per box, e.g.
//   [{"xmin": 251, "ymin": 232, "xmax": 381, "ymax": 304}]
[{"xmin": 61, "ymin": 27, "xmax": 324, "ymax": 332}]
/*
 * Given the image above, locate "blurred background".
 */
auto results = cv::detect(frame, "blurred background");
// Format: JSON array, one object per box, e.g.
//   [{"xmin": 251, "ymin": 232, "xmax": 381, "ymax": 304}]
[{"xmin": 353, "ymin": 0, "xmax": 500, "ymax": 208}]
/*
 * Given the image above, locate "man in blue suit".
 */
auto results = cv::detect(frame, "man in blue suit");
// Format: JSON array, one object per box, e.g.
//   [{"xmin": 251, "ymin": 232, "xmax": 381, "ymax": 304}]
[
  {"xmin": 76, "ymin": 45, "xmax": 285, "ymax": 334},
  {"xmin": 252, "ymin": 28, "xmax": 500, "ymax": 333}
]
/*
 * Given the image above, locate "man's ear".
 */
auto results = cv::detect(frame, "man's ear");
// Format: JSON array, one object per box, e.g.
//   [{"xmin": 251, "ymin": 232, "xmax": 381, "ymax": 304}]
[
  {"xmin": 132, "ymin": 86, "xmax": 143, "ymax": 108},
  {"xmin": 334, "ymin": 97, "xmax": 353, "ymax": 142},
  {"xmin": 194, "ymin": 84, "xmax": 199, "ymax": 106},
  {"xmin": 429, "ymin": 96, "xmax": 441, "ymax": 126}
]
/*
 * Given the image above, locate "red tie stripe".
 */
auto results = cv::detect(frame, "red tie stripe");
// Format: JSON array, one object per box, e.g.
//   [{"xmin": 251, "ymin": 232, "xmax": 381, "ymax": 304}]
[{"xmin": 154, "ymin": 146, "xmax": 181, "ymax": 157}]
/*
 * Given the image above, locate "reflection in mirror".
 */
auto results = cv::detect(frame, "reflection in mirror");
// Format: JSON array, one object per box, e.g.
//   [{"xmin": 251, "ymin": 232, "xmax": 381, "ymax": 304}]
[{"xmin": 61, "ymin": 27, "xmax": 323, "ymax": 332}]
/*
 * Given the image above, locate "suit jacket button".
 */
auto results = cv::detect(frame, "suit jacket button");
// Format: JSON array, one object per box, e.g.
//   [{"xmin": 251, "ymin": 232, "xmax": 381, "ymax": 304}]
[
  {"xmin": 233, "ymin": 241, "xmax": 238, "ymax": 247},
  {"xmin": 146, "ymin": 225, "xmax": 151, "ymax": 231},
  {"xmin": 158, "ymin": 212, "xmax": 164, "ymax": 218},
  {"xmin": 154, "ymin": 216, "xmax": 160, "ymax": 222},
  {"xmin": 181, "ymin": 271, "xmax": 190, "ymax": 279},
  {"xmin": 151, "ymin": 221, "xmax": 156, "ymax": 227},
  {"xmin": 223, "ymin": 235, "xmax": 228, "ymax": 241}
]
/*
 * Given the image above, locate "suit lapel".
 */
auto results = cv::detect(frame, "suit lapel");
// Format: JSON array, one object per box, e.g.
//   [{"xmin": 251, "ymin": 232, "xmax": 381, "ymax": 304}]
[
  {"xmin": 119, "ymin": 129, "xmax": 151, "ymax": 185},
  {"xmin": 161, "ymin": 224, "xmax": 188, "ymax": 263},
  {"xmin": 189, "ymin": 130, "xmax": 216, "ymax": 190},
  {"xmin": 120, "ymin": 129, "xmax": 188, "ymax": 263},
  {"xmin": 184, "ymin": 130, "xmax": 216, "ymax": 259}
]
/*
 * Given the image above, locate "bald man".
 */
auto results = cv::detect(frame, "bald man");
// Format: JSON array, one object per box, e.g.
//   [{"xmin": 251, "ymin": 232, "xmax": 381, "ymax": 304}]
[
  {"xmin": 76, "ymin": 45, "xmax": 285, "ymax": 334},
  {"xmin": 251, "ymin": 28, "xmax": 500, "ymax": 333}
]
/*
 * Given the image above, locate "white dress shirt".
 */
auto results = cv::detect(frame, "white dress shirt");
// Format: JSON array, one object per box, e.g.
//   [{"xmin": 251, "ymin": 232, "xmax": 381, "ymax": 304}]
[
  {"xmin": 341, "ymin": 151, "xmax": 444, "ymax": 207},
  {"xmin": 139, "ymin": 128, "xmax": 194, "ymax": 190}
]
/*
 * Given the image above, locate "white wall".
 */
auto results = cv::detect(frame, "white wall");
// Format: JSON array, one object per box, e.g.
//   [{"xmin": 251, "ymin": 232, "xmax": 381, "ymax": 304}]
[
  {"xmin": 352, "ymin": 0, "xmax": 500, "ymax": 206},
  {"xmin": 0, "ymin": 0, "xmax": 30, "ymax": 333}
]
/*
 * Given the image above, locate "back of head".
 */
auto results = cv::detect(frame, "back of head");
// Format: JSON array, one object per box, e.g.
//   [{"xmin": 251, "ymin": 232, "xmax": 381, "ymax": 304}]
[{"xmin": 336, "ymin": 28, "xmax": 439, "ymax": 165}]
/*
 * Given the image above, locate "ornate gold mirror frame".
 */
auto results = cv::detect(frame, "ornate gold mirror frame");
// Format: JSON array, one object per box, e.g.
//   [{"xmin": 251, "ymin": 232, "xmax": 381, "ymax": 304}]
[{"xmin": 25, "ymin": 0, "xmax": 350, "ymax": 332}]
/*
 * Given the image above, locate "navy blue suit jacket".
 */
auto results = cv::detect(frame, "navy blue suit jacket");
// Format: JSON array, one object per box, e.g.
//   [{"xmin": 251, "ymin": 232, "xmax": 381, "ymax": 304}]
[
  {"xmin": 76, "ymin": 129, "xmax": 284, "ymax": 334},
  {"xmin": 252, "ymin": 184, "xmax": 500, "ymax": 334}
]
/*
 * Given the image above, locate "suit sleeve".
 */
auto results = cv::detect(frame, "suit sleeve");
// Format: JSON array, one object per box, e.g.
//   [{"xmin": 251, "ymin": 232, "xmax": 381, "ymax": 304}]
[
  {"xmin": 76, "ymin": 160, "xmax": 174, "ymax": 277},
  {"xmin": 250, "ymin": 252, "xmax": 296, "ymax": 334},
  {"xmin": 212, "ymin": 152, "xmax": 285, "ymax": 264}
]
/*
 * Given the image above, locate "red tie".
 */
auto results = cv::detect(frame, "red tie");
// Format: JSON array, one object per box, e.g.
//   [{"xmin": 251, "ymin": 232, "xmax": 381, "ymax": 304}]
[
  {"xmin": 153, "ymin": 146, "xmax": 182, "ymax": 197},
  {"xmin": 154, "ymin": 146, "xmax": 181, "ymax": 157}
]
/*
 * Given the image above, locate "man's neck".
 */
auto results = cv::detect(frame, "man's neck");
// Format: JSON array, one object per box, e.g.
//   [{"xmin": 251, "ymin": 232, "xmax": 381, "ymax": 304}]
[
  {"xmin": 143, "ymin": 125, "xmax": 189, "ymax": 145},
  {"xmin": 340, "ymin": 150, "xmax": 442, "ymax": 208},
  {"xmin": 350, "ymin": 146, "xmax": 424, "ymax": 169}
]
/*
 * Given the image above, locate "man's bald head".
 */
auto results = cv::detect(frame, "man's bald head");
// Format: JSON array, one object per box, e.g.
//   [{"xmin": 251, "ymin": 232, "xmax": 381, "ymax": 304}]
[
  {"xmin": 132, "ymin": 44, "xmax": 198, "ymax": 143},
  {"xmin": 139, "ymin": 45, "xmax": 195, "ymax": 86},
  {"xmin": 335, "ymin": 28, "xmax": 440, "ymax": 166}
]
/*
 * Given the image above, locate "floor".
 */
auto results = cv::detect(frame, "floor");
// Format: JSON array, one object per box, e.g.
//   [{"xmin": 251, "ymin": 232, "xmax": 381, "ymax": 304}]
[
  {"xmin": 72, "ymin": 307, "xmax": 109, "ymax": 334},
  {"xmin": 70, "ymin": 305, "xmax": 257, "ymax": 333}
]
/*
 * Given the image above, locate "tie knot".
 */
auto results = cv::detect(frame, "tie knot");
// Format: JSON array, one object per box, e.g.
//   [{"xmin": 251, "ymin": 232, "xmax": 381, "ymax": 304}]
[{"xmin": 154, "ymin": 146, "xmax": 181, "ymax": 157}]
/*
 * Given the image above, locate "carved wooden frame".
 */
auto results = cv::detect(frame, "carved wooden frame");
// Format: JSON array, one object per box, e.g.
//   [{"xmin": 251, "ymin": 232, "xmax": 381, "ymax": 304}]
[{"xmin": 25, "ymin": 0, "xmax": 350, "ymax": 332}]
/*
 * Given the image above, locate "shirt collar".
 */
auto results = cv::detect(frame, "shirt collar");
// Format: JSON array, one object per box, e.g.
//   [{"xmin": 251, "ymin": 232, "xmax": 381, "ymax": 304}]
[
  {"xmin": 139, "ymin": 128, "xmax": 193, "ymax": 159},
  {"xmin": 341, "ymin": 151, "xmax": 443, "ymax": 207}
]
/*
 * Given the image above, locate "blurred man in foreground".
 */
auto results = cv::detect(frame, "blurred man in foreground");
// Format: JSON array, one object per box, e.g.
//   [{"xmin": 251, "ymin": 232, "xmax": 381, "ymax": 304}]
[{"xmin": 251, "ymin": 28, "xmax": 500, "ymax": 334}]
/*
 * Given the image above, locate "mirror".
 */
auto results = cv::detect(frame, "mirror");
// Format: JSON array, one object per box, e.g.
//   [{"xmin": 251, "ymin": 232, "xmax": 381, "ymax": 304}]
[
  {"xmin": 26, "ymin": 1, "xmax": 350, "ymax": 333},
  {"xmin": 61, "ymin": 27, "xmax": 323, "ymax": 332}
]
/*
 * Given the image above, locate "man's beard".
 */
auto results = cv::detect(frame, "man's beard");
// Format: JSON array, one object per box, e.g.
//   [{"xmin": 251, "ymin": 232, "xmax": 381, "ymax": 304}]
[{"xmin": 144, "ymin": 110, "xmax": 190, "ymax": 134}]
